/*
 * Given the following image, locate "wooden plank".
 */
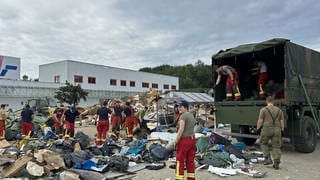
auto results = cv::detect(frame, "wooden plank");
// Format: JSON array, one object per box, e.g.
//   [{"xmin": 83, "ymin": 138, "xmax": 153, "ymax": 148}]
[
  {"xmin": 0, "ymin": 139, "xmax": 11, "ymax": 148},
  {"xmin": 1, "ymin": 156, "xmax": 33, "ymax": 177}
]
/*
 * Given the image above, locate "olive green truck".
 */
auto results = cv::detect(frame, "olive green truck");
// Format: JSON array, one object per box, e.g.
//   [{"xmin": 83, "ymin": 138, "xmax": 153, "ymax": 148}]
[{"xmin": 212, "ymin": 38, "xmax": 320, "ymax": 153}]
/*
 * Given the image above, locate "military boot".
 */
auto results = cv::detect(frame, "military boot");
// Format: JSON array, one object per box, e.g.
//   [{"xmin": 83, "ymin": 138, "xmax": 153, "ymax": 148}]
[
  {"xmin": 273, "ymin": 161, "xmax": 280, "ymax": 169},
  {"xmin": 263, "ymin": 156, "xmax": 273, "ymax": 165}
]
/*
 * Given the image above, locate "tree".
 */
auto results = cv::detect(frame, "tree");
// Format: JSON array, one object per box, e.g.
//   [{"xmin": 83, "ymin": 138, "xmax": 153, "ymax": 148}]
[
  {"xmin": 22, "ymin": 75, "xmax": 28, "ymax": 81},
  {"xmin": 54, "ymin": 81, "xmax": 88, "ymax": 106},
  {"xmin": 139, "ymin": 59, "xmax": 212, "ymax": 90}
]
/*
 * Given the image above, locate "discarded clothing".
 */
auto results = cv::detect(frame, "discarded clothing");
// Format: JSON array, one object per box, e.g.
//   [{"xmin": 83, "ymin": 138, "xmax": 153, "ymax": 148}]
[
  {"xmin": 202, "ymin": 151, "xmax": 231, "ymax": 167},
  {"xmin": 196, "ymin": 136, "xmax": 211, "ymax": 154},
  {"xmin": 149, "ymin": 143, "xmax": 169, "ymax": 161},
  {"xmin": 209, "ymin": 133, "xmax": 231, "ymax": 146},
  {"xmin": 108, "ymin": 155, "xmax": 129, "ymax": 172}
]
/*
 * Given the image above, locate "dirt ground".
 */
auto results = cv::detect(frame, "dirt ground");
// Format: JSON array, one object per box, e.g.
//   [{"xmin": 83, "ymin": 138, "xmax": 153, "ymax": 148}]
[{"xmin": 77, "ymin": 125, "xmax": 320, "ymax": 180}]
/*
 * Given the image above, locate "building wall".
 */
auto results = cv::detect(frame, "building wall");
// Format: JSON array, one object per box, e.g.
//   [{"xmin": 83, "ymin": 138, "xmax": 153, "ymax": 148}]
[
  {"xmin": 0, "ymin": 79, "xmax": 139, "ymax": 111},
  {"xmin": 39, "ymin": 61, "xmax": 68, "ymax": 83},
  {"xmin": 39, "ymin": 60, "xmax": 179, "ymax": 92},
  {"xmin": 0, "ymin": 55, "xmax": 20, "ymax": 80}
]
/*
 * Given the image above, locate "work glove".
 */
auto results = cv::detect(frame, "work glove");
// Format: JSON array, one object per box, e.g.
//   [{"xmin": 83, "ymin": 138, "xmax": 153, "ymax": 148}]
[{"xmin": 256, "ymin": 127, "xmax": 262, "ymax": 135}]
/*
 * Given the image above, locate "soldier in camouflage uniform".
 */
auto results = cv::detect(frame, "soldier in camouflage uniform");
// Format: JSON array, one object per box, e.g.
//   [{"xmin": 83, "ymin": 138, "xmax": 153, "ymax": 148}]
[{"xmin": 256, "ymin": 96, "xmax": 285, "ymax": 169}]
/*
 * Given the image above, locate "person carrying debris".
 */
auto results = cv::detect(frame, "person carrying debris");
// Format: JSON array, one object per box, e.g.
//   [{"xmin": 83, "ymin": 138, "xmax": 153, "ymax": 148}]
[
  {"xmin": 138, "ymin": 105, "xmax": 150, "ymax": 132},
  {"xmin": 256, "ymin": 96, "xmax": 285, "ymax": 170},
  {"xmin": 214, "ymin": 65, "xmax": 241, "ymax": 101},
  {"xmin": 173, "ymin": 101, "xmax": 180, "ymax": 121},
  {"xmin": 63, "ymin": 106, "xmax": 80, "ymax": 138},
  {"xmin": 123, "ymin": 101, "xmax": 135, "ymax": 142},
  {"xmin": 94, "ymin": 100, "xmax": 112, "ymax": 145},
  {"xmin": 251, "ymin": 60, "xmax": 268, "ymax": 99},
  {"xmin": 20, "ymin": 104, "xmax": 34, "ymax": 138},
  {"xmin": 53, "ymin": 106, "xmax": 65, "ymax": 137},
  {"xmin": 0, "ymin": 104, "xmax": 7, "ymax": 140},
  {"xmin": 111, "ymin": 100, "xmax": 123, "ymax": 137},
  {"xmin": 175, "ymin": 100, "xmax": 196, "ymax": 180}
]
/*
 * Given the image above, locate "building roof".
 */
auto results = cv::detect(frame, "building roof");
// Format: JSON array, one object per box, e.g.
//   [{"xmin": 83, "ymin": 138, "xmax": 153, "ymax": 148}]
[
  {"xmin": 40, "ymin": 60, "xmax": 178, "ymax": 79},
  {"xmin": 164, "ymin": 91, "xmax": 214, "ymax": 104}
]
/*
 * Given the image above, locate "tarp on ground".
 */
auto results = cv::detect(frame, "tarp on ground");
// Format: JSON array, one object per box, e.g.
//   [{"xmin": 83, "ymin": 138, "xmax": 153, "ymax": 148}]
[{"xmin": 163, "ymin": 92, "xmax": 214, "ymax": 104}]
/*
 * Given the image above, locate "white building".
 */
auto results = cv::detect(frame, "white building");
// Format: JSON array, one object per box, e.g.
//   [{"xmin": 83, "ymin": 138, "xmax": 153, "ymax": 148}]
[
  {"xmin": 0, "ymin": 55, "xmax": 20, "ymax": 80},
  {"xmin": 39, "ymin": 60, "xmax": 179, "ymax": 92}
]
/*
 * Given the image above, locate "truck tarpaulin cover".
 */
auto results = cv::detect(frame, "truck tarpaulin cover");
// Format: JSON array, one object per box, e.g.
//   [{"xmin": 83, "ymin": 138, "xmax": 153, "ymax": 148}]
[
  {"xmin": 284, "ymin": 42, "xmax": 320, "ymax": 103},
  {"xmin": 212, "ymin": 38, "xmax": 289, "ymax": 59}
]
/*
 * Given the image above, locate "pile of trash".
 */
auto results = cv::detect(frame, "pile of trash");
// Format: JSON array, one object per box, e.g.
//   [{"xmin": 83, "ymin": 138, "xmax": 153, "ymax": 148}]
[
  {"xmin": 0, "ymin": 129, "xmax": 171, "ymax": 179},
  {"xmin": 0, "ymin": 123, "xmax": 269, "ymax": 179}
]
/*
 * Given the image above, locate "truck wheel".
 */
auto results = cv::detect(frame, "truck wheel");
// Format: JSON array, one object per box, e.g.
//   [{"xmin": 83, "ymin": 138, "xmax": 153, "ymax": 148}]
[
  {"xmin": 294, "ymin": 116, "xmax": 317, "ymax": 153},
  {"xmin": 232, "ymin": 125, "xmax": 256, "ymax": 145}
]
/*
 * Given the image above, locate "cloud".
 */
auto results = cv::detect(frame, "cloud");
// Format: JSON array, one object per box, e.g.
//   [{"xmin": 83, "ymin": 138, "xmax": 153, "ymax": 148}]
[{"xmin": 0, "ymin": 0, "xmax": 319, "ymax": 79}]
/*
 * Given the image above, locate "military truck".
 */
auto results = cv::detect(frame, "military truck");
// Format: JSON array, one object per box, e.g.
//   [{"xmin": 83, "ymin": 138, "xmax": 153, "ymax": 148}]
[
  {"xmin": 25, "ymin": 97, "xmax": 58, "ymax": 116},
  {"xmin": 212, "ymin": 38, "xmax": 320, "ymax": 153}
]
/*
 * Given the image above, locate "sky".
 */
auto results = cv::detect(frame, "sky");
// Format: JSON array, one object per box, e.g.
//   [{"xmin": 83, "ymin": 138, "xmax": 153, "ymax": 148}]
[{"xmin": 0, "ymin": 0, "xmax": 320, "ymax": 79}]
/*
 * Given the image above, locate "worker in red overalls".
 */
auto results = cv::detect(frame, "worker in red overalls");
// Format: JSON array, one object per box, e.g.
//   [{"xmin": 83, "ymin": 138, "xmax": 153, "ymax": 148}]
[
  {"xmin": 175, "ymin": 100, "xmax": 196, "ymax": 180},
  {"xmin": 53, "ymin": 107, "xmax": 65, "ymax": 137},
  {"xmin": 251, "ymin": 60, "xmax": 268, "ymax": 99},
  {"xmin": 63, "ymin": 106, "xmax": 80, "ymax": 138},
  {"xmin": 124, "ymin": 101, "xmax": 135, "ymax": 142},
  {"xmin": 20, "ymin": 104, "xmax": 34, "ymax": 138},
  {"xmin": 94, "ymin": 100, "xmax": 112, "ymax": 145},
  {"xmin": 111, "ymin": 100, "xmax": 123, "ymax": 137},
  {"xmin": 215, "ymin": 65, "xmax": 241, "ymax": 101},
  {"xmin": 0, "ymin": 104, "xmax": 7, "ymax": 140}
]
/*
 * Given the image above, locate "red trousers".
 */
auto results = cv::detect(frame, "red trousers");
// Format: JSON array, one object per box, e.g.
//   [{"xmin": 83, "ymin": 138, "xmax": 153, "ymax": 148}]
[
  {"xmin": 258, "ymin": 72, "xmax": 267, "ymax": 98},
  {"xmin": 54, "ymin": 118, "xmax": 64, "ymax": 135},
  {"xmin": 111, "ymin": 115, "xmax": 121, "ymax": 131},
  {"xmin": 176, "ymin": 136, "xmax": 196, "ymax": 180},
  {"xmin": 96, "ymin": 120, "xmax": 109, "ymax": 145},
  {"xmin": 226, "ymin": 71, "xmax": 241, "ymax": 100},
  {"xmin": 125, "ymin": 116, "xmax": 135, "ymax": 142},
  {"xmin": 0, "ymin": 120, "xmax": 5, "ymax": 137},
  {"xmin": 21, "ymin": 122, "xmax": 33, "ymax": 136},
  {"xmin": 65, "ymin": 121, "xmax": 75, "ymax": 137}
]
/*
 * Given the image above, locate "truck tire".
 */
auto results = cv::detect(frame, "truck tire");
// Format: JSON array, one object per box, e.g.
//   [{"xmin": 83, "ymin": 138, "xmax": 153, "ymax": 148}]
[
  {"xmin": 232, "ymin": 125, "xmax": 256, "ymax": 145},
  {"xmin": 294, "ymin": 116, "xmax": 317, "ymax": 153}
]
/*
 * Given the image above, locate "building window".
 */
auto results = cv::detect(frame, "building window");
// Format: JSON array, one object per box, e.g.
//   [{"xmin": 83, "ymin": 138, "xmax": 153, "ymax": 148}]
[
  {"xmin": 121, "ymin": 80, "xmax": 126, "ymax": 86},
  {"xmin": 171, "ymin": 85, "xmax": 176, "ymax": 90},
  {"xmin": 88, "ymin": 77, "xmax": 96, "ymax": 84},
  {"xmin": 142, "ymin": 82, "xmax": 149, "ymax": 88},
  {"xmin": 54, "ymin": 75, "xmax": 60, "ymax": 83},
  {"xmin": 74, "ymin": 75, "xmax": 83, "ymax": 83},
  {"xmin": 130, "ymin": 81, "xmax": 135, "ymax": 87},
  {"xmin": 163, "ymin": 84, "xmax": 169, "ymax": 89},
  {"xmin": 152, "ymin": 83, "xmax": 158, "ymax": 88},
  {"xmin": 110, "ymin": 79, "xmax": 117, "ymax": 86}
]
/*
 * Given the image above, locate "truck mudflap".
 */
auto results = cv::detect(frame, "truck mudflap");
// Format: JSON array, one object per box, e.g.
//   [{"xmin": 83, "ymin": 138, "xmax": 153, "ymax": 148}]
[{"xmin": 221, "ymin": 131, "xmax": 291, "ymax": 143}]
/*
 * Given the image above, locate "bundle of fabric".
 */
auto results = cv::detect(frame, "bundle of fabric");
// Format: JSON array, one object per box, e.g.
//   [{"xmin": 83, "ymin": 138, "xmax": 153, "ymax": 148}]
[
  {"xmin": 201, "ymin": 151, "xmax": 231, "ymax": 167},
  {"xmin": 149, "ymin": 143, "xmax": 169, "ymax": 161},
  {"xmin": 108, "ymin": 155, "xmax": 129, "ymax": 172}
]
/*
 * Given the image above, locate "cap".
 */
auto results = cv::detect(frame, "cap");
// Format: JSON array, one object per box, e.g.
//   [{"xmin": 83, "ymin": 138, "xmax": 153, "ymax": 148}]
[{"xmin": 179, "ymin": 100, "xmax": 189, "ymax": 108}]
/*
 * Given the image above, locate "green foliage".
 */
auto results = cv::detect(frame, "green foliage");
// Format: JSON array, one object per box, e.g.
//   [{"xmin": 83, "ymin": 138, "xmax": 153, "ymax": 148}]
[
  {"xmin": 139, "ymin": 60, "xmax": 212, "ymax": 89},
  {"xmin": 54, "ymin": 81, "xmax": 88, "ymax": 106},
  {"xmin": 22, "ymin": 75, "xmax": 28, "ymax": 81}
]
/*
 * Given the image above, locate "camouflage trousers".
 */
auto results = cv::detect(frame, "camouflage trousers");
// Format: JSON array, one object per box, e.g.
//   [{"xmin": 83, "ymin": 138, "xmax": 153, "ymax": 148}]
[{"xmin": 260, "ymin": 126, "xmax": 282, "ymax": 163}]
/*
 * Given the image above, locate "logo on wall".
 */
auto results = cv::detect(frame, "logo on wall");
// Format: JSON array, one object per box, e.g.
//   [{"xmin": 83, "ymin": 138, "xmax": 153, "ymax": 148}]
[{"xmin": 0, "ymin": 56, "xmax": 18, "ymax": 77}]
